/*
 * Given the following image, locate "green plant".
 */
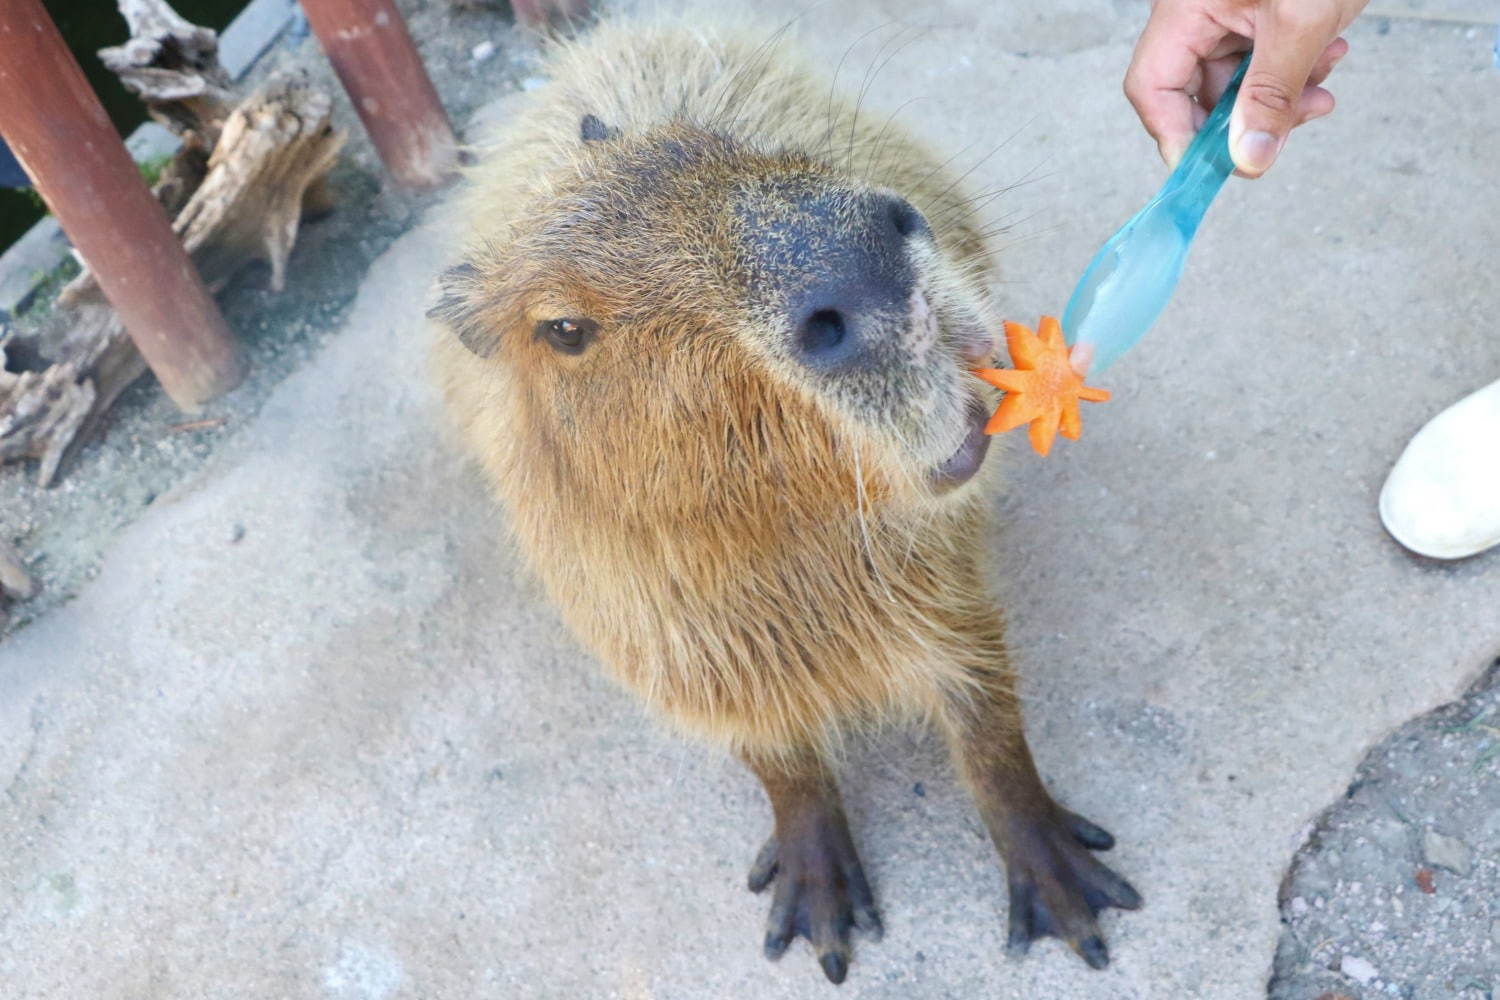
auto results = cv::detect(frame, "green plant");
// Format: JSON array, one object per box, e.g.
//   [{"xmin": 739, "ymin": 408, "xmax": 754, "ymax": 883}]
[{"xmin": 137, "ymin": 153, "xmax": 172, "ymax": 188}]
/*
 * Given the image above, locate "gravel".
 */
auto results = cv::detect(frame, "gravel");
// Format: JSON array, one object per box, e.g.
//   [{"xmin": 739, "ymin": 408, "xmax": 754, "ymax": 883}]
[{"xmin": 1271, "ymin": 659, "xmax": 1500, "ymax": 1000}]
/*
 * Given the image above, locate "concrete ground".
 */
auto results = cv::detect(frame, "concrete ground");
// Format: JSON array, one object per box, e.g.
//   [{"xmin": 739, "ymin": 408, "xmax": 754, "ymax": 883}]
[{"xmin": 3, "ymin": 2, "xmax": 1499, "ymax": 998}]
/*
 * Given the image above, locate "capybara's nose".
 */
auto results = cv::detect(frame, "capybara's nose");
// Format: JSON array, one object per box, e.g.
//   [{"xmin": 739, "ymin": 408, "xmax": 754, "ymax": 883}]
[{"xmin": 788, "ymin": 194, "xmax": 928, "ymax": 369}]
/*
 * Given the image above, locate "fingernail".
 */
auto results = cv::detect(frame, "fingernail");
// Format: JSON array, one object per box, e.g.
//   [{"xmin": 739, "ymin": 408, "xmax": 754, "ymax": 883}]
[{"xmin": 1234, "ymin": 130, "xmax": 1280, "ymax": 173}]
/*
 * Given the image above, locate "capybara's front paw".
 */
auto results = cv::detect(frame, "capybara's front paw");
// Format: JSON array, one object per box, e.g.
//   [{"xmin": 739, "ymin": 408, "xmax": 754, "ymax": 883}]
[
  {"xmin": 746, "ymin": 808, "xmax": 882, "ymax": 984},
  {"xmin": 1000, "ymin": 808, "xmax": 1142, "ymax": 969}
]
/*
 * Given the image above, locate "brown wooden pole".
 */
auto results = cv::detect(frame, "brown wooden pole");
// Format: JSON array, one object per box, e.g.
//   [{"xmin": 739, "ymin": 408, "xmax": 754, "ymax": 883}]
[
  {"xmin": 298, "ymin": 0, "xmax": 457, "ymax": 188},
  {"xmin": 510, "ymin": 0, "xmax": 591, "ymax": 31},
  {"xmin": 0, "ymin": 0, "xmax": 244, "ymax": 413}
]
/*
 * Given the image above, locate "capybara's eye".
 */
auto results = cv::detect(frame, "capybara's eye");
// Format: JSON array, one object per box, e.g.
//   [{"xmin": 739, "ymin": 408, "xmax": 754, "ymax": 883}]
[{"xmin": 536, "ymin": 318, "xmax": 596, "ymax": 355}]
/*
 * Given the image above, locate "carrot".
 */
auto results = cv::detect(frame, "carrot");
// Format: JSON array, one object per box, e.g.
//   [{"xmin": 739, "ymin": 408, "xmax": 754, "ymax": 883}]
[{"xmin": 973, "ymin": 316, "xmax": 1110, "ymax": 457}]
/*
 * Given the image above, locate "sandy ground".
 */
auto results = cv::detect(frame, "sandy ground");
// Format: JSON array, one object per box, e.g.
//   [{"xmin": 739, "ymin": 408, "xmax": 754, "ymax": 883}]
[
  {"xmin": 3, "ymin": 2, "xmax": 1499, "ymax": 998},
  {"xmin": 0, "ymin": 0, "xmax": 544, "ymax": 633}
]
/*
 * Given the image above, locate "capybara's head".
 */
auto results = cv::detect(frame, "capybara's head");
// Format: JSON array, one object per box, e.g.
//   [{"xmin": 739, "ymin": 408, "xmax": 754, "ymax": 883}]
[{"xmin": 432, "ymin": 113, "xmax": 998, "ymax": 529}]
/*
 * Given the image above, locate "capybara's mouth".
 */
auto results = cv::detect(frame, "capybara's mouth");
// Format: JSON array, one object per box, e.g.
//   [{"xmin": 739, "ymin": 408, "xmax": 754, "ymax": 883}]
[
  {"xmin": 930, "ymin": 394, "xmax": 991, "ymax": 491},
  {"xmin": 955, "ymin": 322, "xmax": 999, "ymax": 368}
]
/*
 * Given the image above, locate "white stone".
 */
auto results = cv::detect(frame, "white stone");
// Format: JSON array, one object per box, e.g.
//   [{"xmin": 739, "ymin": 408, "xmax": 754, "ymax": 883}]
[
  {"xmin": 471, "ymin": 40, "xmax": 496, "ymax": 63},
  {"xmin": 1380, "ymin": 378, "xmax": 1500, "ymax": 559},
  {"xmin": 1341, "ymin": 955, "xmax": 1378, "ymax": 985},
  {"xmin": 1422, "ymin": 828, "xmax": 1475, "ymax": 876}
]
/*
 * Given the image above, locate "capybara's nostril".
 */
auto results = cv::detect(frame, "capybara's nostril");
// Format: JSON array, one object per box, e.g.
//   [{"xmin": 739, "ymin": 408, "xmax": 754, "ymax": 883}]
[
  {"xmin": 776, "ymin": 191, "xmax": 924, "ymax": 369},
  {"xmin": 885, "ymin": 196, "xmax": 930, "ymax": 240},
  {"xmin": 797, "ymin": 307, "xmax": 849, "ymax": 361}
]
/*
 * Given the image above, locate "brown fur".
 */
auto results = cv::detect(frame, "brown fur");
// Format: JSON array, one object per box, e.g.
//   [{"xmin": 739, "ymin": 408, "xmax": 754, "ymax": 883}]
[
  {"xmin": 431, "ymin": 18, "xmax": 1138, "ymax": 977},
  {"xmin": 432, "ymin": 19, "xmax": 1007, "ymax": 758}
]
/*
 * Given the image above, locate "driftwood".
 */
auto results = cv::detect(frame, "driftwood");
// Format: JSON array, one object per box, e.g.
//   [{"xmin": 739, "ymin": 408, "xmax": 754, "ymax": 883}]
[
  {"xmin": 0, "ymin": 539, "xmax": 35, "ymax": 601},
  {"xmin": 62, "ymin": 73, "xmax": 345, "ymax": 302},
  {"xmin": 0, "ymin": 338, "xmax": 96, "ymax": 488},
  {"xmin": 172, "ymin": 75, "xmax": 344, "ymax": 293},
  {"xmin": 98, "ymin": 0, "xmax": 233, "ymax": 142},
  {"xmin": 0, "ymin": 537, "xmax": 37, "ymax": 628},
  {"xmin": 0, "ymin": 307, "xmax": 146, "ymax": 487},
  {"xmin": 0, "ymin": 0, "xmax": 345, "ymax": 486}
]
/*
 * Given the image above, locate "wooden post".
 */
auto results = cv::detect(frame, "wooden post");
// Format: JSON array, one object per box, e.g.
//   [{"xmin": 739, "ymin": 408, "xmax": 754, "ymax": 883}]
[
  {"xmin": 298, "ymin": 0, "xmax": 457, "ymax": 188},
  {"xmin": 0, "ymin": 0, "xmax": 244, "ymax": 412},
  {"xmin": 511, "ymin": 0, "xmax": 592, "ymax": 31}
]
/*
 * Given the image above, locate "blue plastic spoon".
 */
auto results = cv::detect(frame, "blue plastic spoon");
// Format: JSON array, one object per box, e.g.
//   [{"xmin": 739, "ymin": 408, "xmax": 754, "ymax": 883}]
[{"xmin": 1061, "ymin": 53, "xmax": 1251, "ymax": 375}]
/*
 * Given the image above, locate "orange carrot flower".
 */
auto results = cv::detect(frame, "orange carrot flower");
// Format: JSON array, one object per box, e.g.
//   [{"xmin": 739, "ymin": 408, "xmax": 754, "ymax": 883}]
[{"xmin": 973, "ymin": 316, "xmax": 1111, "ymax": 457}]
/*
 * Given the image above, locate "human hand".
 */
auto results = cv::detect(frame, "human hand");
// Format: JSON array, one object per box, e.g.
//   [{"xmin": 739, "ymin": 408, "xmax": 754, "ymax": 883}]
[{"xmin": 1123, "ymin": 0, "xmax": 1368, "ymax": 177}]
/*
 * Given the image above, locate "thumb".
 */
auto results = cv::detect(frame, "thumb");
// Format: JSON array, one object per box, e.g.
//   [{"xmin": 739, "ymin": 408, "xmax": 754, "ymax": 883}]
[{"xmin": 1230, "ymin": 6, "xmax": 1337, "ymax": 176}]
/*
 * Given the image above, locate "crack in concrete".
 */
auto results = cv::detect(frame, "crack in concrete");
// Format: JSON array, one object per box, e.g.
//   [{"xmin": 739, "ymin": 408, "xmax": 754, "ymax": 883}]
[{"xmin": 3, "ymin": 699, "xmax": 44, "ymax": 806}]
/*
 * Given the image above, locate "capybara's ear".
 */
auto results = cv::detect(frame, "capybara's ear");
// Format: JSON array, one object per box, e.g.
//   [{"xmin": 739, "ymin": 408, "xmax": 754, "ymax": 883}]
[
  {"xmin": 428, "ymin": 261, "xmax": 498, "ymax": 358},
  {"xmin": 579, "ymin": 113, "xmax": 619, "ymax": 143}
]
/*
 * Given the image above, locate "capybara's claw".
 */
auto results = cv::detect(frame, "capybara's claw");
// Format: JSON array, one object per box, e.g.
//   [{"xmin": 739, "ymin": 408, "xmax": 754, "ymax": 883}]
[
  {"xmin": 749, "ymin": 809, "xmax": 880, "ymax": 984},
  {"xmin": 1001, "ymin": 809, "xmax": 1141, "ymax": 969}
]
